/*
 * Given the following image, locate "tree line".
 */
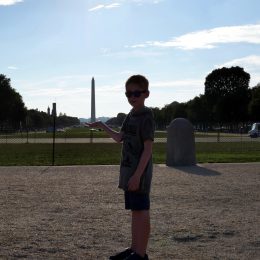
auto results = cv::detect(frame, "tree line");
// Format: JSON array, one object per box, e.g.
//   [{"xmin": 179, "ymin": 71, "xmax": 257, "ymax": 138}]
[
  {"xmin": 26, "ymin": 109, "xmax": 79, "ymax": 131},
  {"xmin": 107, "ymin": 66, "xmax": 259, "ymax": 132},
  {"xmin": 1, "ymin": 66, "xmax": 260, "ymax": 132},
  {"xmin": 0, "ymin": 74, "xmax": 79, "ymax": 131},
  {"xmin": 152, "ymin": 66, "xmax": 260, "ymax": 131}
]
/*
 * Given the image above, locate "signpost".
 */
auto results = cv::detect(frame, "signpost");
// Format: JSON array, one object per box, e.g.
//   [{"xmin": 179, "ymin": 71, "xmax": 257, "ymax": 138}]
[{"xmin": 52, "ymin": 103, "xmax": 56, "ymax": 166}]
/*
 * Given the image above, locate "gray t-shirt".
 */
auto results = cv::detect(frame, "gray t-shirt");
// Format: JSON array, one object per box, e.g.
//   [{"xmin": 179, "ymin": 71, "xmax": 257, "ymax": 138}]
[{"xmin": 119, "ymin": 106, "xmax": 155, "ymax": 194}]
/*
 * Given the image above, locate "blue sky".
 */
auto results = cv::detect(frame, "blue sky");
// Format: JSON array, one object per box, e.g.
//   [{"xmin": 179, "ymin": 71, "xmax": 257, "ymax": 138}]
[{"xmin": 1, "ymin": 0, "xmax": 260, "ymax": 118}]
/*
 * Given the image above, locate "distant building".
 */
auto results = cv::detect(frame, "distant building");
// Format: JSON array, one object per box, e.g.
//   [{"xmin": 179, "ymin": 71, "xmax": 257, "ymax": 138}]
[{"xmin": 47, "ymin": 106, "xmax": 50, "ymax": 115}]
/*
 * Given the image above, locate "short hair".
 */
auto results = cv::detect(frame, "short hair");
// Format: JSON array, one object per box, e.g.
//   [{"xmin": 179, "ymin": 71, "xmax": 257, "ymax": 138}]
[{"xmin": 125, "ymin": 75, "xmax": 149, "ymax": 91}]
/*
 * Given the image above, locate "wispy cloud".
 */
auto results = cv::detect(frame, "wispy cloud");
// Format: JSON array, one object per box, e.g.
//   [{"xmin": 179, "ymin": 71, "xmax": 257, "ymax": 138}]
[
  {"xmin": 7, "ymin": 66, "xmax": 18, "ymax": 70},
  {"xmin": 130, "ymin": 24, "xmax": 260, "ymax": 50},
  {"xmin": 103, "ymin": 49, "xmax": 163, "ymax": 58},
  {"xmin": 88, "ymin": 3, "xmax": 121, "ymax": 12},
  {"xmin": 17, "ymin": 74, "xmax": 123, "ymax": 98},
  {"xmin": 148, "ymin": 78, "xmax": 205, "ymax": 107},
  {"xmin": 88, "ymin": 0, "xmax": 163, "ymax": 12},
  {"xmin": 218, "ymin": 55, "xmax": 260, "ymax": 69},
  {"xmin": 0, "ymin": 0, "xmax": 23, "ymax": 6},
  {"xmin": 151, "ymin": 79, "xmax": 203, "ymax": 88},
  {"xmin": 217, "ymin": 55, "xmax": 260, "ymax": 86},
  {"xmin": 131, "ymin": 0, "xmax": 163, "ymax": 5},
  {"xmin": 25, "ymin": 88, "xmax": 87, "ymax": 98}
]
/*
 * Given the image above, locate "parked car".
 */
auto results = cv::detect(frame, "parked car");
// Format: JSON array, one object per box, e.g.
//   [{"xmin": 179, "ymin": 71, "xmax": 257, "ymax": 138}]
[{"xmin": 248, "ymin": 123, "xmax": 260, "ymax": 138}]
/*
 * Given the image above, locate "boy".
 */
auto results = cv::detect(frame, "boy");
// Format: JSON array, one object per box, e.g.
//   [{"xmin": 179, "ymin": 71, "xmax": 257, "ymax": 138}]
[{"xmin": 87, "ymin": 75, "xmax": 154, "ymax": 260}]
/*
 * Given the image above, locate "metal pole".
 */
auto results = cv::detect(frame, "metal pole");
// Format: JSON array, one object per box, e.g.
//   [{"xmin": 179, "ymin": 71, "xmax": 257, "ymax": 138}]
[
  {"xmin": 26, "ymin": 116, "xmax": 29, "ymax": 144},
  {"xmin": 52, "ymin": 103, "xmax": 56, "ymax": 166},
  {"xmin": 26, "ymin": 129, "xmax": 29, "ymax": 144},
  {"xmin": 217, "ymin": 130, "xmax": 220, "ymax": 142},
  {"xmin": 90, "ymin": 129, "xmax": 93, "ymax": 143}
]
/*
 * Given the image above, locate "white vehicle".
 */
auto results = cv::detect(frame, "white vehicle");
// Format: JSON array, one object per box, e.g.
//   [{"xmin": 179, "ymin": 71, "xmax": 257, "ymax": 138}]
[{"xmin": 248, "ymin": 123, "xmax": 260, "ymax": 138}]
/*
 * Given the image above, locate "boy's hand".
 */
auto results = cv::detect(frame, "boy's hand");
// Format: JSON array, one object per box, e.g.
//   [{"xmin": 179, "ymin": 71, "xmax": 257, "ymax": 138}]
[
  {"xmin": 128, "ymin": 174, "xmax": 141, "ymax": 191},
  {"xmin": 85, "ymin": 121, "xmax": 103, "ymax": 129}
]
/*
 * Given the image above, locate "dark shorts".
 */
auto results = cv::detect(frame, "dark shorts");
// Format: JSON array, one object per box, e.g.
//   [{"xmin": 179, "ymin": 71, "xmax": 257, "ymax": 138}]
[{"xmin": 124, "ymin": 191, "xmax": 150, "ymax": 211}]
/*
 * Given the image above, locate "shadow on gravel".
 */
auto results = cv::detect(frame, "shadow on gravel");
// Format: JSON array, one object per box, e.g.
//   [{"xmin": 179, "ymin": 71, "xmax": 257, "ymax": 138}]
[{"xmin": 170, "ymin": 165, "xmax": 221, "ymax": 176}]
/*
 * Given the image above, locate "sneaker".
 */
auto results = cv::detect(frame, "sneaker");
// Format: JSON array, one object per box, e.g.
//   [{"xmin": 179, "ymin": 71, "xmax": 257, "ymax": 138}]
[
  {"xmin": 109, "ymin": 248, "xmax": 133, "ymax": 260},
  {"xmin": 125, "ymin": 252, "xmax": 149, "ymax": 260}
]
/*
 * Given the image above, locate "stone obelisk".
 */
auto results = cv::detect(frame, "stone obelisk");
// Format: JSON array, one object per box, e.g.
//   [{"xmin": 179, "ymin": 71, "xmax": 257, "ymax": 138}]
[{"xmin": 91, "ymin": 77, "xmax": 96, "ymax": 123}]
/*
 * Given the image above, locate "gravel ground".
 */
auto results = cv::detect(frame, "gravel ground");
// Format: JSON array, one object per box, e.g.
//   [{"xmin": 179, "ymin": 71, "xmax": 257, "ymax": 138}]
[{"xmin": 0, "ymin": 163, "xmax": 259, "ymax": 260}]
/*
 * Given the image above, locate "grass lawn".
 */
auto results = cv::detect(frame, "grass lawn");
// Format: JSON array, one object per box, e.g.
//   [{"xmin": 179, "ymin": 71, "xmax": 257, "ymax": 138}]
[
  {"xmin": 1, "ymin": 128, "xmax": 250, "ymax": 139},
  {"xmin": 0, "ymin": 142, "xmax": 259, "ymax": 166}
]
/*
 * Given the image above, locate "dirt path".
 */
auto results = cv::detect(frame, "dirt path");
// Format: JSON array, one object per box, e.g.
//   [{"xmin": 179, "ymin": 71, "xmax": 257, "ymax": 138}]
[{"xmin": 0, "ymin": 163, "xmax": 259, "ymax": 259}]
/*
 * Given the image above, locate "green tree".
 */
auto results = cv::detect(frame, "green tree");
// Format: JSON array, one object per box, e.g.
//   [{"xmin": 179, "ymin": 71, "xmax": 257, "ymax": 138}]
[
  {"xmin": 27, "ymin": 109, "xmax": 80, "ymax": 129},
  {"xmin": 204, "ymin": 66, "xmax": 250, "ymax": 123},
  {"xmin": 106, "ymin": 113, "xmax": 126, "ymax": 127},
  {"xmin": 248, "ymin": 83, "xmax": 260, "ymax": 121},
  {"xmin": 0, "ymin": 74, "xmax": 26, "ymax": 129},
  {"xmin": 56, "ymin": 114, "xmax": 80, "ymax": 127},
  {"xmin": 162, "ymin": 101, "xmax": 187, "ymax": 125},
  {"xmin": 151, "ymin": 107, "xmax": 165, "ymax": 129},
  {"xmin": 27, "ymin": 109, "xmax": 52, "ymax": 129},
  {"xmin": 186, "ymin": 95, "xmax": 209, "ymax": 128}
]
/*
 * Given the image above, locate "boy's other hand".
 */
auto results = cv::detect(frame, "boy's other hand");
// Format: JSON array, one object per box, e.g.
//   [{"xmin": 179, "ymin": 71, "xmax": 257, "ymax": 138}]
[
  {"xmin": 128, "ymin": 174, "xmax": 141, "ymax": 191},
  {"xmin": 85, "ymin": 121, "xmax": 103, "ymax": 129}
]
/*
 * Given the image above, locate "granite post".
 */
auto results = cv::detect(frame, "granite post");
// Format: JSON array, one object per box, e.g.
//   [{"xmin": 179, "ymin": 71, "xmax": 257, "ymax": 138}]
[{"xmin": 166, "ymin": 118, "xmax": 196, "ymax": 166}]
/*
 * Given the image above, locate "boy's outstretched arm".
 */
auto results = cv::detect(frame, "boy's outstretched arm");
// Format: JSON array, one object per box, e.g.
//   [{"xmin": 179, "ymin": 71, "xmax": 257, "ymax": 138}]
[
  {"xmin": 128, "ymin": 140, "xmax": 153, "ymax": 191},
  {"xmin": 85, "ymin": 121, "xmax": 123, "ymax": 143}
]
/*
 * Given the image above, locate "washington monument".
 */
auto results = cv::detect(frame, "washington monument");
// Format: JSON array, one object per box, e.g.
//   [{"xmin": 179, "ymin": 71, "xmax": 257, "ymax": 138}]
[{"xmin": 91, "ymin": 77, "xmax": 96, "ymax": 123}]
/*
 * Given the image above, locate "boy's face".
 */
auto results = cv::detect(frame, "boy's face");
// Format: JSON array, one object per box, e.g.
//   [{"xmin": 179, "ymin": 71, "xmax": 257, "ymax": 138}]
[{"xmin": 125, "ymin": 83, "xmax": 149, "ymax": 111}]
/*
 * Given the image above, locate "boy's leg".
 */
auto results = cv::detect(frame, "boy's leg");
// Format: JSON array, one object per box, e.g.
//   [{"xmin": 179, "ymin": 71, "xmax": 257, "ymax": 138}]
[{"xmin": 131, "ymin": 210, "xmax": 150, "ymax": 258}]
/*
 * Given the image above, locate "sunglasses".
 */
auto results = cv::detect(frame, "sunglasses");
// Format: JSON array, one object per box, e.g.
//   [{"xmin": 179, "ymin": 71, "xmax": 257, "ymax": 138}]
[{"xmin": 125, "ymin": 90, "xmax": 147, "ymax": 98}]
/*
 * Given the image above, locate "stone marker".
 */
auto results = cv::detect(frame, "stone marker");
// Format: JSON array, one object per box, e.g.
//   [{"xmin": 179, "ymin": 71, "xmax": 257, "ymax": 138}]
[{"xmin": 166, "ymin": 118, "xmax": 196, "ymax": 166}]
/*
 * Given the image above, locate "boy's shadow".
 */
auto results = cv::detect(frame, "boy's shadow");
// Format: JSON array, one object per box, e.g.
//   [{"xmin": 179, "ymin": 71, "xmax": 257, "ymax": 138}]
[{"xmin": 170, "ymin": 165, "xmax": 221, "ymax": 176}]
